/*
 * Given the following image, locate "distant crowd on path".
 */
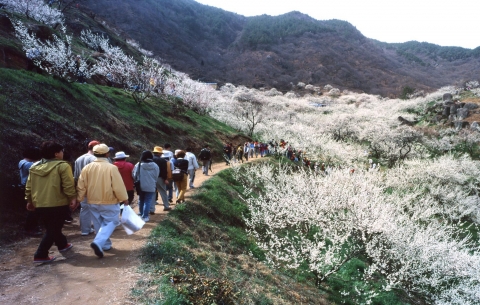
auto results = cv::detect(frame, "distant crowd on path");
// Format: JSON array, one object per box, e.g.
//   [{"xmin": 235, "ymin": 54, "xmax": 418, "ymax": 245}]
[
  {"xmin": 222, "ymin": 140, "xmax": 277, "ymax": 165},
  {"xmin": 21, "ymin": 140, "xmax": 213, "ymax": 264}
]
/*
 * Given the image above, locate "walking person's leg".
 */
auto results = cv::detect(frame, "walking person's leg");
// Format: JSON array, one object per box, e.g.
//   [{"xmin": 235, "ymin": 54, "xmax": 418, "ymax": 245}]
[
  {"xmin": 150, "ymin": 190, "xmax": 158, "ymax": 214},
  {"xmin": 188, "ymin": 169, "xmax": 195, "ymax": 188},
  {"xmin": 203, "ymin": 160, "xmax": 210, "ymax": 176},
  {"xmin": 34, "ymin": 206, "xmax": 68, "ymax": 261},
  {"xmin": 177, "ymin": 174, "xmax": 188, "ymax": 202},
  {"xmin": 142, "ymin": 192, "xmax": 155, "ymax": 220},
  {"xmin": 138, "ymin": 192, "xmax": 145, "ymax": 217},
  {"xmin": 166, "ymin": 180, "xmax": 173, "ymax": 202},
  {"xmin": 53, "ymin": 205, "xmax": 69, "ymax": 251},
  {"xmin": 174, "ymin": 181, "xmax": 179, "ymax": 199},
  {"xmin": 90, "ymin": 204, "xmax": 120, "ymax": 256},
  {"xmin": 80, "ymin": 197, "xmax": 93, "ymax": 235},
  {"xmin": 156, "ymin": 178, "xmax": 170, "ymax": 210}
]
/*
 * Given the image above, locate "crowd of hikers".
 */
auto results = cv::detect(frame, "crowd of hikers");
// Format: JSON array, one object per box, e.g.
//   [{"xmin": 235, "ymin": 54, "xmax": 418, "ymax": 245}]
[
  {"xmin": 222, "ymin": 140, "xmax": 281, "ymax": 165},
  {"xmin": 18, "ymin": 137, "xmax": 365, "ymax": 264},
  {"xmin": 19, "ymin": 140, "xmax": 212, "ymax": 263}
]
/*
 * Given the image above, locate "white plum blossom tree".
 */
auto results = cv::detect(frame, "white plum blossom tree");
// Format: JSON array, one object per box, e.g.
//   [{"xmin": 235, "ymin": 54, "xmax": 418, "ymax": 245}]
[
  {"xmin": 81, "ymin": 30, "xmax": 169, "ymax": 104},
  {"xmin": 233, "ymin": 160, "xmax": 480, "ymax": 304},
  {"xmin": 12, "ymin": 20, "xmax": 91, "ymax": 82},
  {"xmin": 1, "ymin": 0, "xmax": 64, "ymax": 26}
]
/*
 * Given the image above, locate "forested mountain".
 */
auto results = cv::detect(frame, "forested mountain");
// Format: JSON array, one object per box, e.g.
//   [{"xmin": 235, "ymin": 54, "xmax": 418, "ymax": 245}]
[{"xmin": 43, "ymin": 0, "xmax": 480, "ymax": 95}]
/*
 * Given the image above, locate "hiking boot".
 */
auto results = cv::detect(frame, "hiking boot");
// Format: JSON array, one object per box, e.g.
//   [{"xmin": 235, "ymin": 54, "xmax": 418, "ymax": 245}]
[
  {"xmin": 59, "ymin": 243, "xmax": 73, "ymax": 253},
  {"xmin": 90, "ymin": 242, "xmax": 104, "ymax": 258},
  {"xmin": 163, "ymin": 207, "xmax": 172, "ymax": 211},
  {"xmin": 149, "ymin": 211, "xmax": 155, "ymax": 215},
  {"xmin": 34, "ymin": 256, "xmax": 56, "ymax": 264},
  {"xmin": 64, "ymin": 216, "xmax": 73, "ymax": 224}
]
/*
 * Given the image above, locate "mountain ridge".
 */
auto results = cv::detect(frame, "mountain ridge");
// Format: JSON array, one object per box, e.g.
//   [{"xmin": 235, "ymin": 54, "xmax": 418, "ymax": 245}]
[{"xmin": 5, "ymin": 0, "xmax": 480, "ymax": 96}]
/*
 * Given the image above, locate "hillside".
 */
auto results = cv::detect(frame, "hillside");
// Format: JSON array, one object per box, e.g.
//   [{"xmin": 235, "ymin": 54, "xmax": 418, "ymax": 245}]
[
  {"xmin": 78, "ymin": 0, "xmax": 480, "ymax": 96},
  {"xmin": 0, "ymin": 68, "xmax": 246, "ymax": 241}
]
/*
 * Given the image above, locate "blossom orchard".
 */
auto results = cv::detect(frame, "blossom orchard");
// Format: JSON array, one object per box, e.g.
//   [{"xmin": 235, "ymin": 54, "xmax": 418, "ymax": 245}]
[
  {"xmin": 233, "ymin": 160, "xmax": 480, "ymax": 304},
  {"xmin": 218, "ymin": 83, "xmax": 480, "ymax": 303}
]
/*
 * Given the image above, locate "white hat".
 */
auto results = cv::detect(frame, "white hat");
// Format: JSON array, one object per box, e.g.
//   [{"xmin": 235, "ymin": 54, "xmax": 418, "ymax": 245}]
[
  {"xmin": 175, "ymin": 149, "xmax": 181, "ymax": 156},
  {"xmin": 113, "ymin": 151, "xmax": 129, "ymax": 159}
]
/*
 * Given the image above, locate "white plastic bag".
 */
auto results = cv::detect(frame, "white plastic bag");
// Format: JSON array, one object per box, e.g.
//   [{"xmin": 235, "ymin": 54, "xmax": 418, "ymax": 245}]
[{"xmin": 121, "ymin": 205, "xmax": 145, "ymax": 235}]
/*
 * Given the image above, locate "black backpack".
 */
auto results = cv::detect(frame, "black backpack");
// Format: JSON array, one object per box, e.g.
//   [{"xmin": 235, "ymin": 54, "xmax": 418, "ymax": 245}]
[
  {"xmin": 172, "ymin": 159, "xmax": 189, "ymax": 181},
  {"xmin": 198, "ymin": 148, "xmax": 211, "ymax": 160}
]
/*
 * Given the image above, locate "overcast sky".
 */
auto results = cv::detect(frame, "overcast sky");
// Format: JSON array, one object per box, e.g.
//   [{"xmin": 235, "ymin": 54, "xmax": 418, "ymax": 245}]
[{"xmin": 195, "ymin": 0, "xmax": 478, "ymax": 49}]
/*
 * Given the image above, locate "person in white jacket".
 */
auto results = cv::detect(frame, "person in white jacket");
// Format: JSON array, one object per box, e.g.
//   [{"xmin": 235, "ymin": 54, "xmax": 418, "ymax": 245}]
[{"xmin": 185, "ymin": 147, "xmax": 199, "ymax": 189}]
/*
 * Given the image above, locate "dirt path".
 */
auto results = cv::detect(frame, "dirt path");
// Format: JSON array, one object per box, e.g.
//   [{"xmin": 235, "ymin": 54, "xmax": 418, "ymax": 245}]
[{"xmin": 0, "ymin": 159, "xmax": 250, "ymax": 305}]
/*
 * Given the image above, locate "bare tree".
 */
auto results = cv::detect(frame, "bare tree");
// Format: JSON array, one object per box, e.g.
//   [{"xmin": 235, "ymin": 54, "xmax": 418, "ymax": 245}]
[{"xmin": 234, "ymin": 93, "xmax": 264, "ymax": 137}]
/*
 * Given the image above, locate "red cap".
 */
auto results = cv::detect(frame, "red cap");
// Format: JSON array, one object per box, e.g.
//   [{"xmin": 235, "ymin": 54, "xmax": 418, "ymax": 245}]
[{"xmin": 88, "ymin": 140, "xmax": 100, "ymax": 150}]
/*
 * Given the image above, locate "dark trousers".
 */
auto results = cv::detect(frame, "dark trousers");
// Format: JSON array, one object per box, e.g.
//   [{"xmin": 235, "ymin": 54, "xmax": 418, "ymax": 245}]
[
  {"xmin": 127, "ymin": 190, "xmax": 135, "ymax": 204},
  {"xmin": 25, "ymin": 210, "xmax": 39, "ymax": 231},
  {"xmin": 34, "ymin": 205, "xmax": 69, "ymax": 259},
  {"xmin": 166, "ymin": 179, "xmax": 173, "ymax": 200}
]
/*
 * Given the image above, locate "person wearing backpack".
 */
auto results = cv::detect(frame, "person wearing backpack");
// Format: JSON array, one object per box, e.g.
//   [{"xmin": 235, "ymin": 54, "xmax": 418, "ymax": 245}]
[
  {"xmin": 132, "ymin": 151, "xmax": 159, "ymax": 222},
  {"xmin": 198, "ymin": 144, "xmax": 211, "ymax": 176},
  {"xmin": 151, "ymin": 146, "xmax": 172, "ymax": 212},
  {"xmin": 172, "ymin": 150, "xmax": 189, "ymax": 203}
]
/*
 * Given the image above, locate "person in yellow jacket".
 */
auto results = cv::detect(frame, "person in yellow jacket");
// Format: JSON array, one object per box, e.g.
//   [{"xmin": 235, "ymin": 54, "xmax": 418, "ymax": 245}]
[
  {"xmin": 26, "ymin": 141, "xmax": 78, "ymax": 264},
  {"xmin": 76, "ymin": 143, "xmax": 128, "ymax": 258}
]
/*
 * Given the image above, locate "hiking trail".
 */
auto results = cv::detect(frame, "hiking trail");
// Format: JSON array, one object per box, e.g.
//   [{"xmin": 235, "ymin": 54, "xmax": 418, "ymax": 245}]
[{"xmin": 0, "ymin": 160, "xmax": 249, "ymax": 304}]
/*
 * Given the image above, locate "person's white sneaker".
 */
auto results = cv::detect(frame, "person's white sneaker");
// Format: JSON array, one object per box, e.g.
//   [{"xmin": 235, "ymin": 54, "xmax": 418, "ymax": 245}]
[
  {"xmin": 142, "ymin": 217, "xmax": 150, "ymax": 222},
  {"xmin": 81, "ymin": 228, "xmax": 95, "ymax": 236}
]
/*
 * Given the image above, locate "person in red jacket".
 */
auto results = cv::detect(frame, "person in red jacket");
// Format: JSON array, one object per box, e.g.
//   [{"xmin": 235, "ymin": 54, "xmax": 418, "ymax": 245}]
[{"xmin": 113, "ymin": 151, "xmax": 135, "ymax": 206}]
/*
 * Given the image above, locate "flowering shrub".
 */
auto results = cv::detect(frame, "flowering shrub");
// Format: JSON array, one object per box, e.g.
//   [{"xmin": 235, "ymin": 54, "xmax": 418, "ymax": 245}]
[
  {"xmin": 166, "ymin": 72, "xmax": 216, "ymax": 114},
  {"xmin": 423, "ymin": 128, "xmax": 480, "ymax": 158},
  {"xmin": 13, "ymin": 20, "xmax": 91, "ymax": 82},
  {"xmin": 232, "ymin": 160, "xmax": 480, "ymax": 304},
  {"xmin": 1, "ymin": 0, "xmax": 63, "ymax": 25},
  {"xmin": 81, "ymin": 30, "xmax": 169, "ymax": 104},
  {"xmin": 328, "ymin": 88, "xmax": 341, "ymax": 96},
  {"xmin": 465, "ymin": 80, "xmax": 479, "ymax": 89}
]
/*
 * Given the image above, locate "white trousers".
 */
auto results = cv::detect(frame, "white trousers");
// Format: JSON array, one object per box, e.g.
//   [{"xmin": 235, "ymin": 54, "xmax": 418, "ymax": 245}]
[
  {"xmin": 90, "ymin": 203, "xmax": 120, "ymax": 251},
  {"xmin": 80, "ymin": 197, "xmax": 93, "ymax": 234}
]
